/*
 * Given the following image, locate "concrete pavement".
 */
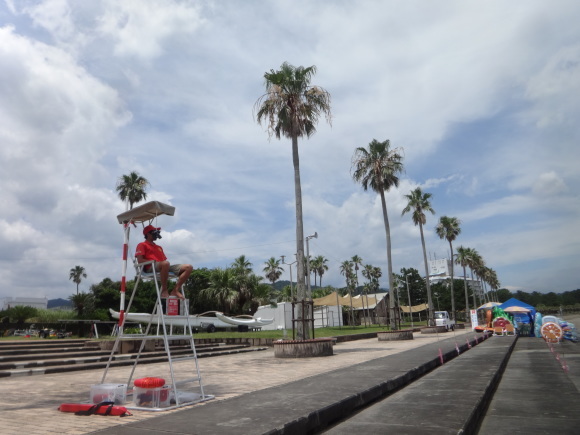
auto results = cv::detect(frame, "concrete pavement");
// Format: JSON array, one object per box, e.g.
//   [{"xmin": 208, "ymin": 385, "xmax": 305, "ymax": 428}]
[
  {"xmin": 2, "ymin": 324, "xmax": 578, "ymax": 435},
  {"xmin": 1, "ymin": 328, "xmax": 475, "ymax": 435}
]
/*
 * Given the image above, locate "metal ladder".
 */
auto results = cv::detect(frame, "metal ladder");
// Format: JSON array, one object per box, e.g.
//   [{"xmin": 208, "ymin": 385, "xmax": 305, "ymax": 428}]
[{"xmin": 100, "ymin": 260, "xmax": 213, "ymax": 411}]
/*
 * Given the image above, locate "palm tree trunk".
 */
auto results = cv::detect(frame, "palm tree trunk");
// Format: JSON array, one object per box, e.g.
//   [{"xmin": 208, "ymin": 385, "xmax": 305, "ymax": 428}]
[
  {"xmin": 419, "ymin": 223, "xmax": 434, "ymax": 324},
  {"xmin": 449, "ymin": 242, "xmax": 455, "ymax": 321},
  {"xmin": 379, "ymin": 191, "xmax": 396, "ymax": 329},
  {"xmin": 463, "ymin": 265, "xmax": 470, "ymax": 323},
  {"xmin": 292, "ymin": 135, "xmax": 308, "ymax": 340}
]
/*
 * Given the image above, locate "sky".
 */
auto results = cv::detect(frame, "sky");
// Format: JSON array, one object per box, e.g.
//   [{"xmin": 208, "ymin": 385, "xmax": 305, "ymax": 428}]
[{"xmin": 1, "ymin": 0, "xmax": 579, "ymax": 301}]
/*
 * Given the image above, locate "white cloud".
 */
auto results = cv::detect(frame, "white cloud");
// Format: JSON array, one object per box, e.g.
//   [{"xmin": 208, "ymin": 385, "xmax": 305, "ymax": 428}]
[{"xmin": 0, "ymin": 0, "xmax": 579, "ymax": 300}]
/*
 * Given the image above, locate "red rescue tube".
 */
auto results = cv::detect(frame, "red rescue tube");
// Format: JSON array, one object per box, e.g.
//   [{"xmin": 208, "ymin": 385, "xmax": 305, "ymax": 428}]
[{"xmin": 58, "ymin": 402, "xmax": 131, "ymax": 416}]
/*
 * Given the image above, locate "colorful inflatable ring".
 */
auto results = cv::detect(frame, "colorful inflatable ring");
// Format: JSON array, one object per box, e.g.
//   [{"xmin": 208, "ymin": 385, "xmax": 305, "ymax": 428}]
[
  {"xmin": 493, "ymin": 317, "xmax": 509, "ymax": 328},
  {"xmin": 541, "ymin": 322, "xmax": 563, "ymax": 343},
  {"xmin": 134, "ymin": 377, "xmax": 165, "ymax": 388}
]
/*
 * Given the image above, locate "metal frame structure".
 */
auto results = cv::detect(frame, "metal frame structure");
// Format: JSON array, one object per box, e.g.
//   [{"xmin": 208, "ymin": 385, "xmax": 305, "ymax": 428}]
[{"xmin": 100, "ymin": 201, "xmax": 213, "ymax": 411}]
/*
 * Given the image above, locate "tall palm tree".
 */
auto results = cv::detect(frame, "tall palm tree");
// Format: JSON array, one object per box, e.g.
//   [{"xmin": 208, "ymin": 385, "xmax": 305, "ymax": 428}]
[
  {"xmin": 69, "ymin": 265, "xmax": 87, "ymax": 295},
  {"xmin": 116, "ymin": 171, "xmax": 150, "ymax": 210},
  {"xmin": 467, "ymin": 248, "xmax": 485, "ymax": 309},
  {"xmin": 350, "ymin": 255, "xmax": 365, "ymax": 325},
  {"xmin": 435, "ymin": 216, "xmax": 461, "ymax": 321},
  {"xmin": 255, "ymin": 62, "xmax": 331, "ymax": 340},
  {"xmin": 340, "ymin": 260, "xmax": 355, "ymax": 326},
  {"xmin": 263, "ymin": 257, "xmax": 284, "ymax": 286},
  {"xmin": 402, "ymin": 187, "xmax": 436, "ymax": 325},
  {"xmin": 313, "ymin": 255, "xmax": 329, "ymax": 287},
  {"xmin": 351, "ymin": 139, "xmax": 404, "ymax": 329},
  {"xmin": 231, "ymin": 255, "xmax": 254, "ymax": 312},
  {"xmin": 455, "ymin": 245, "xmax": 473, "ymax": 322}
]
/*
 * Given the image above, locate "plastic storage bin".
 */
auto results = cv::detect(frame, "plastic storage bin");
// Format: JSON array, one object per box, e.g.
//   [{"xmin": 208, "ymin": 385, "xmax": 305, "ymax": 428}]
[
  {"xmin": 90, "ymin": 384, "xmax": 127, "ymax": 405},
  {"xmin": 133, "ymin": 385, "xmax": 171, "ymax": 408}
]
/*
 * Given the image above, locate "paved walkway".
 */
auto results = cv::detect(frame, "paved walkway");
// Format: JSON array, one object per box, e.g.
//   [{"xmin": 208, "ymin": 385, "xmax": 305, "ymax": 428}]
[{"xmin": 1, "ymin": 328, "xmax": 474, "ymax": 435}]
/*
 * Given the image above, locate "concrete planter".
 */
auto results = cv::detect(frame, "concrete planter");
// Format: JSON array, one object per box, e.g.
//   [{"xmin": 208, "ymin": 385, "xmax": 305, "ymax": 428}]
[
  {"xmin": 97, "ymin": 340, "xmax": 155, "ymax": 353},
  {"xmin": 273, "ymin": 338, "xmax": 333, "ymax": 358},
  {"xmin": 377, "ymin": 330, "xmax": 414, "ymax": 341},
  {"xmin": 420, "ymin": 326, "xmax": 448, "ymax": 334}
]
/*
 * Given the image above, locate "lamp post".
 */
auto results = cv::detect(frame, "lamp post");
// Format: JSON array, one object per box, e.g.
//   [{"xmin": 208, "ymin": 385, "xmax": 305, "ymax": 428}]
[
  {"xmin": 405, "ymin": 273, "xmax": 414, "ymax": 328},
  {"xmin": 434, "ymin": 293, "xmax": 440, "ymax": 312},
  {"xmin": 281, "ymin": 255, "xmax": 297, "ymax": 301},
  {"xmin": 305, "ymin": 232, "xmax": 317, "ymax": 299}
]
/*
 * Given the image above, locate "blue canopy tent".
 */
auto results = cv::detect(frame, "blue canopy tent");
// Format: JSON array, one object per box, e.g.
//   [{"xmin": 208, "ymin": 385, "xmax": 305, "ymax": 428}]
[{"xmin": 499, "ymin": 298, "xmax": 536, "ymax": 336}]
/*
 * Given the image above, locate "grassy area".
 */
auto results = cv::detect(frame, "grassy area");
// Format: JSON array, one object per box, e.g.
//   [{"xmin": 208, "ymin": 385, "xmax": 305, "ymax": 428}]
[
  {"xmin": 194, "ymin": 322, "xmax": 424, "ymax": 340},
  {"xmin": 1, "ymin": 321, "xmax": 427, "ymax": 341}
]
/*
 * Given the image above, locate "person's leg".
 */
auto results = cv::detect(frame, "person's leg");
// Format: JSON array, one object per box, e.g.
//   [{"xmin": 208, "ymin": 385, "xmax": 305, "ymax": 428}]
[
  {"xmin": 156, "ymin": 261, "xmax": 171, "ymax": 297},
  {"xmin": 170, "ymin": 264, "xmax": 193, "ymax": 299}
]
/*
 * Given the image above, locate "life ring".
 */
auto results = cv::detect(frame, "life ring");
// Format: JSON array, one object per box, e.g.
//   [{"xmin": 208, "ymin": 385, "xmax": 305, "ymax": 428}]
[
  {"xmin": 134, "ymin": 377, "xmax": 165, "ymax": 388},
  {"xmin": 541, "ymin": 322, "xmax": 563, "ymax": 343}
]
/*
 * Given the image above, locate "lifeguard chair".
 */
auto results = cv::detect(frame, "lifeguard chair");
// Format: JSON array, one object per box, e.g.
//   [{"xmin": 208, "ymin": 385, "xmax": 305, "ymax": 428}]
[{"xmin": 100, "ymin": 201, "xmax": 213, "ymax": 411}]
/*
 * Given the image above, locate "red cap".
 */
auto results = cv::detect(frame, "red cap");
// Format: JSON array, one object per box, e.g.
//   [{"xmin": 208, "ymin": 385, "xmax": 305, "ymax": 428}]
[{"xmin": 143, "ymin": 225, "xmax": 160, "ymax": 235}]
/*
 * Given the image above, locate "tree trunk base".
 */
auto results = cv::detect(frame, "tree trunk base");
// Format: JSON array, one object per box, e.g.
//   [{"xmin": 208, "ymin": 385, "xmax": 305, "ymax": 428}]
[
  {"xmin": 421, "ymin": 326, "xmax": 448, "ymax": 334},
  {"xmin": 377, "ymin": 330, "xmax": 414, "ymax": 341},
  {"xmin": 273, "ymin": 338, "xmax": 333, "ymax": 358}
]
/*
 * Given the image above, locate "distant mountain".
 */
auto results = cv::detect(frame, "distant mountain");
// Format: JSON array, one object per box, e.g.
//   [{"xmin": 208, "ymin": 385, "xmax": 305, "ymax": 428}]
[{"xmin": 48, "ymin": 298, "xmax": 72, "ymax": 309}]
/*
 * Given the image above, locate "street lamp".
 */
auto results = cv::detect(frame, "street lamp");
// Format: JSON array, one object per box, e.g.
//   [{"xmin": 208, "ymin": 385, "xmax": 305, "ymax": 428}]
[
  {"xmin": 434, "ymin": 293, "xmax": 440, "ymax": 312},
  {"xmin": 280, "ymin": 255, "xmax": 297, "ymax": 301},
  {"xmin": 405, "ymin": 273, "xmax": 414, "ymax": 328},
  {"xmin": 305, "ymin": 232, "xmax": 318, "ymax": 299}
]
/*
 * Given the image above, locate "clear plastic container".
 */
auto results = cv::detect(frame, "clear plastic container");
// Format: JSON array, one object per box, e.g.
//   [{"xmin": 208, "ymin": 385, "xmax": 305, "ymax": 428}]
[
  {"xmin": 90, "ymin": 384, "xmax": 127, "ymax": 405},
  {"xmin": 133, "ymin": 385, "xmax": 171, "ymax": 408}
]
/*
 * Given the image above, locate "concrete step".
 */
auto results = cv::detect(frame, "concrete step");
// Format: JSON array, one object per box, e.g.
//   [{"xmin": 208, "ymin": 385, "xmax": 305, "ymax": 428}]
[
  {"xmin": 0, "ymin": 344, "xmax": 268, "ymax": 377},
  {"xmin": 0, "ymin": 341, "xmax": 231, "ymax": 361}
]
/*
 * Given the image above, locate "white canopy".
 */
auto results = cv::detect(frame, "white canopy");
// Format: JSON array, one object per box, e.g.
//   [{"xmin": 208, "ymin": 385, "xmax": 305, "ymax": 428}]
[{"xmin": 116, "ymin": 201, "xmax": 175, "ymax": 224}]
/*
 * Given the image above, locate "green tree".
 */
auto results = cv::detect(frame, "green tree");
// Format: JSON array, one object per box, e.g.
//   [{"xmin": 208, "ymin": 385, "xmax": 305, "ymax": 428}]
[
  {"xmin": 69, "ymin": 265, "xmax": 87, "ymax": 295},
  {"xmin": 255, "ymin": 62, "xmax": 331, "ymax": 340},
  {"xmin": 201, "ymin": 268, "xmax": 236, "ymax": 313},
  {"xmin": 312, "ymin": 255, "xmax": 329, "ymax": 287},
  {"xmin": 340, "ymin": 260, "xmax": 356, "ymax": 326},
  {"xmin": 69, "ymin": 292, "xmax": 95, "ymax": 318},
  {"xmin": 116, "ymin": 171, "xmax": 150, "ymax": 209},
  {"xmin": 435, "ymin": 216, "xmax": 461, "ymax": 320},
  {"xmin": 455, "ymin": 245, "xmax": 474, "ymax": 320},
  {"xmin": 351, "ymin": 139, "xmax": 404, "ymax": 329},
  {"xmin": 402, "ymin": 187, "xmax": 436, "ymax": 324},
  {"xmin": 263, "ymin": 257, "xmax": 284, "ymax": 286},
  {"xmin": 7, "ymin": 305, "xmax": 38, "ymax": 324}
]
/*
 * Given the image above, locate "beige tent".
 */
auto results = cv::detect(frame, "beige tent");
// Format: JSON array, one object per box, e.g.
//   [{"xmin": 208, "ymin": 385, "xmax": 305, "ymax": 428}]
[
  {"xmin": 313, "ymin": 292, "xmax": 378, "ymax": 309},
  {"xmin": 400, "ymin": 303, "xmax": 429, "ymax": 313}
]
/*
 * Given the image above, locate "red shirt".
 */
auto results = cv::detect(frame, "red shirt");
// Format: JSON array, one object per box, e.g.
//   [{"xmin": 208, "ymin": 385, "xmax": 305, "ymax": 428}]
[{"xmin": 135, "ymin": 240, "xmax": 167, "ymax": 262}]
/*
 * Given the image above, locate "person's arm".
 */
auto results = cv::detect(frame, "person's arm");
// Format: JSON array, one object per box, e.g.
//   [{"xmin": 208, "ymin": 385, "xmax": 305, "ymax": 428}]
[{"xmin": 135, "ymin": 243, "xmax": 149, "ymax": 264}]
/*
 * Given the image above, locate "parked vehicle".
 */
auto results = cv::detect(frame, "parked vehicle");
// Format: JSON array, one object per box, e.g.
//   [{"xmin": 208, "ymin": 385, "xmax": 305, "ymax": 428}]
[{"xmin": 434, "ymin": 311, "xmax": 455, "ymax": 330}]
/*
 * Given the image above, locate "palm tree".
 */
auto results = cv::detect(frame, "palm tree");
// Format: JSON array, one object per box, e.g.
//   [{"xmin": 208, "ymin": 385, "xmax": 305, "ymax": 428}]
[
  {"xmin": 455, "ymin": 245, "xmax": 473, "ymax": 322},
  {"xmin": 435, "ymin": 216, "xmax": 461, "ymax": 321},
  {"xmin": 116, "ymin": 171, "xmax": 150, "ymax": 209},
  {"xmin": 340, "ymin": 260, "xmax": 356, "ymax": 326},
  {"xmin": 467, "ymin": 248, "xmax": 485, "ymax": 309},
  {"xmin": 255, "ymin": 62, "xmax": 332, "ymax": 340},
  {"xmin": 313, "ymin": 255, "xmax": 329, "ymax": 287},
  {"xmin": 231, "ymin": 255, "xmax": 254, "ymax": 312},
  {"xmin": 351, "ymin": 139, "xmax": 404, "ymax": 329},
  {"xmin": 402, "ymin": 187, "xmax": 436, "ymax": 325},
  {"xmin": 69, "ymin": 292, "xmax": 95, "ymax": 317},
  {"xmin": 263, "ymin": 257, "xmax": 284, "ymax": 286},
  {"xmin": 69, "ymin": 265, "xmax": 87, "ymax": 295},
  {"xmin": 201, "ymin": 268, "xmax": 236, "ymax": 313}
]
